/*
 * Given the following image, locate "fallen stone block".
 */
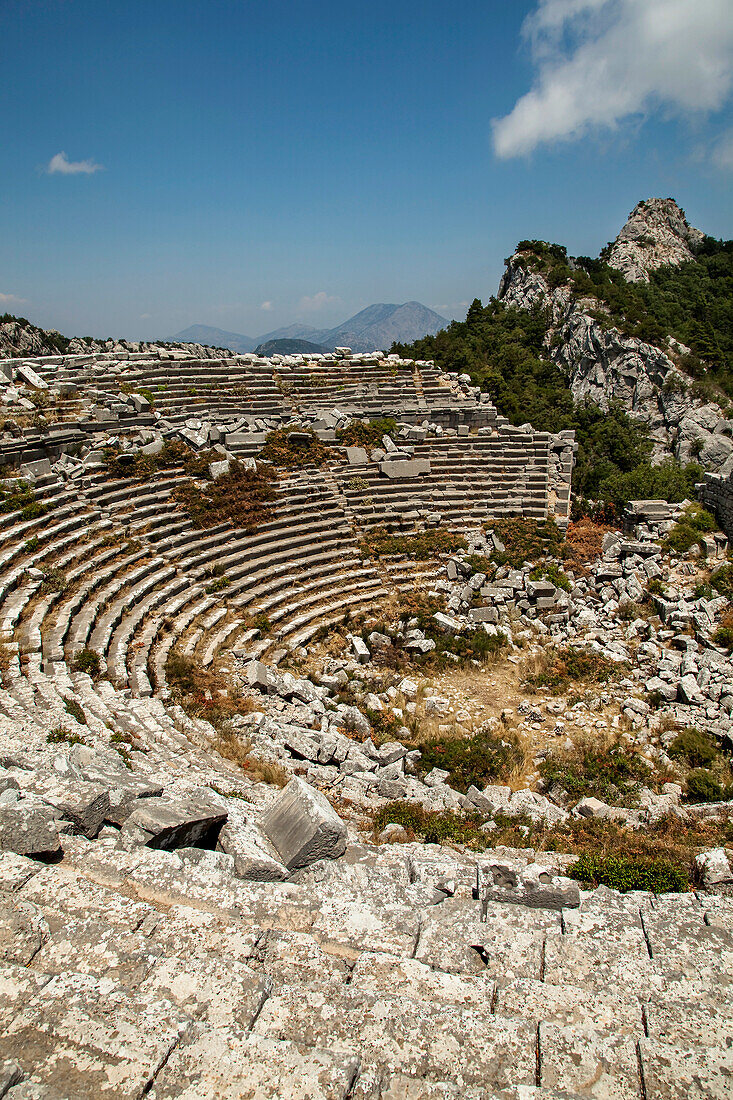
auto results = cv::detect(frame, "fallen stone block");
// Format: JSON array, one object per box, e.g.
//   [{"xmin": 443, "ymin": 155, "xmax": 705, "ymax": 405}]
[
  {"xmin": 379, "ymin": 457, "xmax": 431, "ymax": 479},
  {"xmin": 121, "ymin": 795, "xmax": 227, "ymax": 851},
  {"xmin": 37, "ymin": 778, "xmax": 110, "ymax": 839},
  {"xmin": 347, "ymin": 634, "xmax": 370, "ymax": 663},
  {"xmin": 0, "ymin": 805, "xmax": 61, "ymax": 859},
  {"xmin": 261, "ymin": 777, "xmax": 347, "ymax": 870},
  {"xmin": 478, "ymin": 860, "xmax": 580, "ymax": 911},
  {"xmin": 695, "ymin": 847, "xmax": 733, "ymax": 890}
]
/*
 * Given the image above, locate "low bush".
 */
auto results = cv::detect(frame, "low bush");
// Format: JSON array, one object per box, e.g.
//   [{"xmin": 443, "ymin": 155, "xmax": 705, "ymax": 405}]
[
  {"xmin": 63, "ymin": 699, "xmax": 86, "ymax": 725},
  {"xmin": 72, "ymin": 648, "xmax": 102, "ymax": 679},
  {"xmin": 529, "ymin": 563, "xmax": 571, "ymax": 592},
  {"xmin": 486, "ymin": 517, "xmax": 564, "ymax": 567},
  {"xmin": 39, "ymin": 568, "xmax": 67, "ymax": 594},
  {"xmin": 669, "ymin": 728, "xmax": 720, "ymax": 769},
  {"xmin": 713, "ymin": 611, "xmax": 733, "ymax": 651},
  {"xmin": 685, "ymin": 769, "xmax": 728, "ymax": 803},
  {"xmin": 523, "ymin": 647, "xmax": 621, "ymax": 694},
  {"xmin": 539, "ymin": 737, "xmax": 652, "ymax": 805},
  {"xmin": 373, "ymin": 801, "xmax": 491, "ymax": 848},
  {"xmin": 361, "ymin": 528, "xmax": 468, "ymax": 560},
  {"xmin": 173, "ymin": 460, "xmax": 277, "ymax": 531},
  {"xmin": 663, "ymin": 504, "xmax": 718, "ymax": 554},
  {"xmin": 568, "ymin": 852, "xmax": 687, "ymax": 893},
  {"xmin": 46, "ymin": 727, "xmax": 86, "ymax": 746},
  {"xmin": 418, "ymin": 728, "xmax": 523, "ymax": 793},
  {"xmin": 337, "ymin": 417, "xmax": 397, "ymax": 447},
  {"xmin": 259, "ymin": 428, "xmax": 333, "ymax": 468},
  {"xmin": 164, "ymin": 653, "xmax": 255, "ymax": 730}
]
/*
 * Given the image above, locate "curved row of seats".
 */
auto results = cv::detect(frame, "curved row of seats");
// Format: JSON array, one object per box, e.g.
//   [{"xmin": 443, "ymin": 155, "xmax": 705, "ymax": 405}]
[{"xmin": 0, "ymin": 465, "xmax": 388, "ymax": 702}]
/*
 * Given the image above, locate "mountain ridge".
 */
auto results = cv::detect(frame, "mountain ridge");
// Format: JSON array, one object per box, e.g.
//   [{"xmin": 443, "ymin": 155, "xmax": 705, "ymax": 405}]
[{"xmin": 173, "ymin": 301, "xmax": 448, "ymax": 355}]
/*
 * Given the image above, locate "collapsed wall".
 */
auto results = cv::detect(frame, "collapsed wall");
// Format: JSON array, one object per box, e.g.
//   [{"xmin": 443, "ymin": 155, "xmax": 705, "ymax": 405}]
[{"xmin": 701, "ymin": 469, "xmax": 733, "ymax": 539}]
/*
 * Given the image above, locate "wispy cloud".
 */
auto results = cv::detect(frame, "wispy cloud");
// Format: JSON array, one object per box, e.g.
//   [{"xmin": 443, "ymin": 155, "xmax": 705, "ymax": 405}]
[
  {"xmin": 712, "ymin": 128, "xmax": 733, "ymax": 171},
  {"xmin": 299, "ymin": 291, "xmax": 340, "ymax": 312},
  {"xmin": 260, "ymin": 300, "xmax": 274, "ymax": 311},
  {"xmin": 46, "ymin": 151, "xmax": 103, "ymax": 175},
  {"xmin": 0, "ymin": 292, "xmax": 27, "ymax": 306},
  {"xmin": 492, "ymin": 0, "xmax": 733, "ymax": 159}
]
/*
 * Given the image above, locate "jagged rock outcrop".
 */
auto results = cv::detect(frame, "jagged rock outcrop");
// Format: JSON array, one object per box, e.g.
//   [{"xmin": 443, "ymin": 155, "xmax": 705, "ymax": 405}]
[
  {"xmin": 498, "ymin": 224, "xmax": 733, "ymax": 474},
  {"xmin": 607, "ymin": 198, "xmax": 705, "ymax": 283},
  {"xmin": 0, "ymin": 317, "xmax": 223, "ymax": 362}
]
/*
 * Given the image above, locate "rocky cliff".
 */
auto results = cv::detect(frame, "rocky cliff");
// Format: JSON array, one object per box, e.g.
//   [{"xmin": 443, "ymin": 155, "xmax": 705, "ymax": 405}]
[
  {"xmin": 0, "ymin": 315, "xmax": 222, "ymax": 362},
  {"xmin": 497, "ymin": 200, "xmax": 733, "ymax": 476},
  {"xmin": 606, "ymin": 197, "xmax": 705, "ymax": 283}
]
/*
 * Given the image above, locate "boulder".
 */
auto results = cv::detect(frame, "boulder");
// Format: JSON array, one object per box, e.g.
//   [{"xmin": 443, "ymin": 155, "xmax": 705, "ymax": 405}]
[
  {"xmin": 695, "ymin": 848, "xmax": 733, "ymax": 891},
  {"xmin": 261, "ymin": 777, "xmax": 347, "ymax": 870},
  {"xmin": 478, "ymin": 860, "xmax": 580, "ymax": 911},
  {"xmin": 121, "ymin": 795, "xmax": 227, "ymax": 851},
  {"xmin": 0, "ymin": 805, "xmax": 61, "ymax": 859}
]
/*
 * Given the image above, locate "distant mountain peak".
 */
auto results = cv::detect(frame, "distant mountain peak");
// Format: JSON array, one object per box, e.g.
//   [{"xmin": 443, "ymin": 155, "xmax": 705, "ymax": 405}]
[
  {"xmin": 606, "ymin": 198, "xmax": 705, "ymax": 283},
  {"xmin": 173, "ymin": 301, "xmax": 447, "ymax": 356}
]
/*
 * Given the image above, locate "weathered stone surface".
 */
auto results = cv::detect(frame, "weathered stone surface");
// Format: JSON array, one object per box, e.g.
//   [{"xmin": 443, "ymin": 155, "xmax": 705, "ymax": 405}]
[
  {"xmin": 261, "ymin": 778, "xmax": 347, "ymax": 870},
  {"xmin": 0, "ymin": 892, "xmax": 48, "ymax": 965},
  {"xmin": 0, "ymin": 806, "xmax": 61, "ymax": 860},
  {"xmin": 121, "ymin": 795, "xmax": 227, "ymax": 850},
  {"xmin": 478, "ymin": 860, "xmax": 580, "ymax": 911},
  {"xmin": 151, "ymin": 1029, "xmax": 360, "ymax": 1100}
]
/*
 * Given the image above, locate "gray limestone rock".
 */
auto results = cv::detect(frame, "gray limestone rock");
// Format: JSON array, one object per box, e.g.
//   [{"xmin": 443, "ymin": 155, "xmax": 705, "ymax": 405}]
[
  {"xmin": 121, "ymin": 795, "xmax": 227, "ymax": 851},
  {"xmin": 0, "ymin": 806, "xmax": 61, "ymax": 860},
  {"xmin": 261, "ymin": 777, "xmax": 347, "ymax": 870}
]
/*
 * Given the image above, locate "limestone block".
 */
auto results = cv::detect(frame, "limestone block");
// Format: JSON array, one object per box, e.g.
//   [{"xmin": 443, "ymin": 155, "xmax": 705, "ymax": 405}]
[
  {"xmin": 348, "ymin": 634, "xmax": 370, "ymax": 663},
  {"xmin": 121, "ymin": 795, "xmax": 227, "ymax": 851},
  {"xmin": 217, "ymin": 813, "xmax": 289, "ymax": 881},
  {"xmin": 433, "ymin": 612, "xmax": 462, "ymax": 634},
  {"xmin": 35, "ymin": 778, "xmax": 110, "ymax": 839},
  {"xmin": 0, "ymin": 806, "xmax": 61, "ymax": 859},
  {"xmin": 478, "ymin": 860, "xmax": 580, "ymax": 911},
  {"xmin": 14, "ymin": 362, "xmax": 48, "ymax": 390},
  {"xmin": 346, "ymin": 446, "xmax": 368, "ymax": 464},
  {"xmin": 695, "ymin": 847, "xmax": 733, "ymax": 890},
  {"xmin": 0, "ymin": 894, "xmax": 49, "ymax": 966},
  {"xmin": 379, "ymin": 457, "xmax": 431, "ymax": 479},
  {"xmin": 261, "ymin": 777, "xmax": 347, "ymax": 870}
]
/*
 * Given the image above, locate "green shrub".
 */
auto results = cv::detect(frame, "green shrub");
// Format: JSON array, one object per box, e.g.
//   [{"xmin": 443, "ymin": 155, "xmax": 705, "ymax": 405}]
[
  {"xmin": 373, "ymin": 801, "xmax": 490, "ymax": 848},
  {"xmin": 337, "ymin": 417, "xmax": 397, "ymax": 447},
  {"xmin": 72, "ymin": 648, "xmax": 102, "ymax": 679},
  {"xmin": 46, "ymin": 727, "xmax": 86, "ymax": 746},
  {"xmin": 669, "ymin": 728, "xmax": 720, "ymax": 769},
  {"xmin": 539, "ymin": 740, "xmax": 650, "ymax": 804},
  {"xmin": 39, "ymin": 568, "xmax": 67, "ymax": 594},
  {"xmin": 205, "ymin": 576, "xmax": 231, "ymax": 593},
  {"xmin": 361, "ymin": 528, "xmax": 468, "ymax": 560},
  {"xmin": 663, "ymin": 504, "xmax": 718, "ymax": 554},
  {"xmin": 568, "ymin": 852, "xmax": 688, "ymax": 893},
  {"xmin": 259, "ymin": 428, "xmax": 333, "ymax": 469},
  {"xmin": 530, "ymin": 563, "xmax": 571, "ymax": 592},
  {"xmin": 63, "ymin": 699, "xmax": 86, "ymax": 725},
  {"xmin": 487, "ymin": 517, "xmax": 564, "ymax": 567},
  {"xmin": 419, "ymin": 729, "xmax": 522, "ymax": 793},
  {"xmin": 685, "ymin": 769, "xmax": 725, "ymax": 803},
  {"xmin": 710, "ymin": 564, "xmax": 733, "ymax": 599}
]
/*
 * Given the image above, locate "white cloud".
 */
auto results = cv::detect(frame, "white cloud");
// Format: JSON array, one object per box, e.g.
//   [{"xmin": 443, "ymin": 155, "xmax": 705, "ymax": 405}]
[
  {"xmin": 260, "ymin": 300, "xmax": 274, "ymax": 311},
  {"xmin": 492, "ymin": 0, "xmax": 733, "ymax": 158},
  {"xmin": 46, "ymin": 151, "xmax": 103, "ymax": 175},
  {"xmin": 298, "ymin": 291, "xmax": 340, "ymax": 312},
  {"xmin": 712, "ymin": 128, "xmax": 733, "ymax": 170},
  {"xmin": 0, "ymin": 292, "xmax": 27, "ymax": 306}
]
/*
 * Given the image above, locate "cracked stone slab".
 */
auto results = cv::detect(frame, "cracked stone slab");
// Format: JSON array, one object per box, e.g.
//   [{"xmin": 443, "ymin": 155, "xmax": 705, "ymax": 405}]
[
  {"xmin": 639, "ymin": 1038, "xmax": 733, "ymax": 1099},
  {"xmin": 253, "ymin": 985, "xmax": 535, "ymax": 1090},
  {"xmin": 148, "ymin": 1027, "xmax": 360, "ymax": 1099},
  {"xmin": 30, "ymin": 918, "xmax": 161, "ymax": 989},
  {"xmin": 350, "ymin": 951, "xmax": 496, "ymax": 1009},
  {"xmin": 0, "ymin": 852, "xmax": 42, "ymax": 893},
  {"xmin": 139, "ymin": 955, "xmax": 271, "ymax": 1031},
  {"xmin": 643, "ymin": 990, "xmax": 733, "ymax": 1048},
  {"xmin": 539, "ymin": 1024, "xmax": 641, "ymax": 1100},
  {"xmin": 0, "ymin": 806, "xmax": 61, "ymax": 860},
  {"xmin": 0, "ymin": 972, "xmax": 191, "ymax": 1099},
  {"xmin": 251, "ymin": 929, "xmax": 355, "ymax": 986},
  {"xmin": 18, "ymin": 863, "xmax": 155, "ymax": 931},
  {"xmin": 495, "ymin": 978, "xmax": 643, "ymax": 1033},
  {"xmin": 0, "ymin": 893, "xmax": 49, "ymax": 966},
  {"xmin": 261, "ymin": 777, "xmax": 347, "ymax": 870}
]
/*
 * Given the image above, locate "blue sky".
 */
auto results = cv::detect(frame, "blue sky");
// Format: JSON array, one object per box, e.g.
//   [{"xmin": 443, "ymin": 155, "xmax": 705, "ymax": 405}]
[{"xmin": 2, "ymin": 0, "xmax": 731, "ymax": 341}]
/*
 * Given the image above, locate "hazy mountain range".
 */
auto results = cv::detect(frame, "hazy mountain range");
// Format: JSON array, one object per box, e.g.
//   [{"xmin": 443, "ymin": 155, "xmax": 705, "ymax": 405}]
[{"xmin": 172, "ymin": 301, "xmax": 448, "ymax": 355}]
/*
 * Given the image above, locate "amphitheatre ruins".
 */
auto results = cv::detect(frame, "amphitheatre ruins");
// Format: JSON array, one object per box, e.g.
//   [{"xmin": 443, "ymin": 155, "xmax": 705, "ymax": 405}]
[{"xmin": 1, "ymin": 340, "xmax": 732, "ymax": 1098}]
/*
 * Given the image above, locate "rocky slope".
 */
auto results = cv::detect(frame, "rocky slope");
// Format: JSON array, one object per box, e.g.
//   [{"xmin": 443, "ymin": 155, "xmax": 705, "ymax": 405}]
[
  {"xmin": 0, "ymin": 317, "xmax": 223, "ymax": 362},
  {"xmin": 606, "ymin": 198, "xmax": 706, "ymax": 283},
  {"xmin": 498, "ymin": 200, "xmax": 733, "ymax": 475}
]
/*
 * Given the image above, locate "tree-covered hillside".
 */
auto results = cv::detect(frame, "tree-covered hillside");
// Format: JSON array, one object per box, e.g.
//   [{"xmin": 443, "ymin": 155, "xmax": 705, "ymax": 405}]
[{"xmin": 393, "ymin": 237, "xmax": 732, "ymax": 509}]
